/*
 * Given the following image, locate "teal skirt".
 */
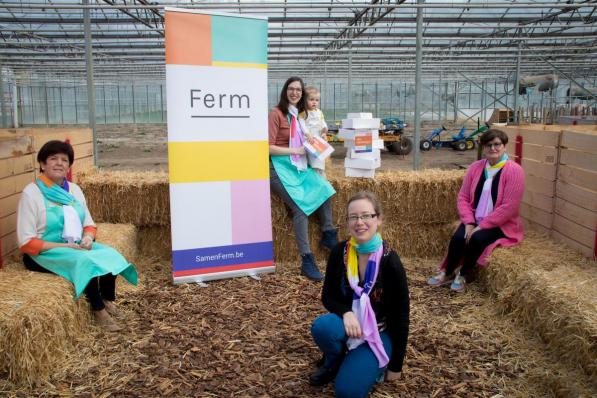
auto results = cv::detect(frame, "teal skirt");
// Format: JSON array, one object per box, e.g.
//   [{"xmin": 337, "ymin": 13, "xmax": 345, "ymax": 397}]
[
  {"xmin": 32, "ymin": 242, "xmax": 138, "ymax": 298},
  {"xmin": 271, "ymin": 155, "xmax": 336, "ymax": 216}
]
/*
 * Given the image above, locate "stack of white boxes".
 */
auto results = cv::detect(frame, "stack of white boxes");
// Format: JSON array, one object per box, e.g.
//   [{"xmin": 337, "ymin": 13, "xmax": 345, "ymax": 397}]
[{"xmin": 339, "ymin": 113, "xmax": 383, "ymax": 178}]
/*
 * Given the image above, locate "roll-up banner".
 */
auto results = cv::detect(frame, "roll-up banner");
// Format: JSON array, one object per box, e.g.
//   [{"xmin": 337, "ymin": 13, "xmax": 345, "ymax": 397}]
[{"xmin": 164, "ymin": 8, "xmax": 274, "ymax": 284}]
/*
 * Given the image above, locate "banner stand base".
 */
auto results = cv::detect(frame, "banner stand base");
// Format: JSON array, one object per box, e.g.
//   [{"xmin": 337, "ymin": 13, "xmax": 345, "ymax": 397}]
[{"xmin": 173, "ymin": 266, "xmax": 275, "ymax": 285}]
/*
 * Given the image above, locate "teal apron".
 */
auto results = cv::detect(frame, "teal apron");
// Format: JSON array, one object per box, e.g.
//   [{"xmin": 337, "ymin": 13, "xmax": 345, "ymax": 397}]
[
  {"xmin": 271, "ymin": 155, "xmax": 336, "ymax": 216},
  {"xmin": 31, "ymin": 192, "xmax": 138, "ymax": 298}
]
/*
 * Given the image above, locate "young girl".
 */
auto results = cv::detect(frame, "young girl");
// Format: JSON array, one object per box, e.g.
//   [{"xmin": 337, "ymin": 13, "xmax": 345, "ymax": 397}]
[
  {"xmin": 299, "ymin": 87, "xmax": 329, "ymax": 176},
  {"xmin": 309, "ymin": 191, "xmax": 410, "ymax": 398}
]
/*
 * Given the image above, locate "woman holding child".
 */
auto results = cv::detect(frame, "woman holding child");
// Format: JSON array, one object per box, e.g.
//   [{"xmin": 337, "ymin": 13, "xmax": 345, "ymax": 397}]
[
  {"xmin": 17, "ymin": 140, "xmax": 137, "ymax": 331},
  {"xmin": 268, "ymin": 76, "xmax": 337, "ymax": 281},
  {"xmin": 427, "ymin": 129, "xmax": 525, "ymax": 292},
  {"xmin": 309, "ymin": 191, "xmax": 409, "ymax": 397}
]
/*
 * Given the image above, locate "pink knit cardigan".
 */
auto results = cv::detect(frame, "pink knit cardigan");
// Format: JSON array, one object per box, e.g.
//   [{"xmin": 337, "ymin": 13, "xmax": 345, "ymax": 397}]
[{"xmin": 440, "ymin": 158, "xmax": 525, "ymax": 269}]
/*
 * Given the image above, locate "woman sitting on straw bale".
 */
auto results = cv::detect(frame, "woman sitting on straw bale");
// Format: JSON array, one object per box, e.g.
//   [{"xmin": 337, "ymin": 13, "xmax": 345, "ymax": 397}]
[
  {"xmin": 309, "ymin": 191, "xmax": 409, "ymax": 397},
  {"xmin": 427, "ymin": 129, "xmax": 525, "ymax": 293},
  {"xmin": 17, "ymin": 140, "xmax": 138, "ymax": 331},
  {"xmin": 269, "ymin": 76, "xmax": 338, "ymax": 281}
]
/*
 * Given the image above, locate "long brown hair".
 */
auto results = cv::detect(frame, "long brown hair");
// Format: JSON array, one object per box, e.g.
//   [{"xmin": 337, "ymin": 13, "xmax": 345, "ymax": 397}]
[{"xmin": 277, "ymin": 76, "xmax": 306, "ymax": 115}]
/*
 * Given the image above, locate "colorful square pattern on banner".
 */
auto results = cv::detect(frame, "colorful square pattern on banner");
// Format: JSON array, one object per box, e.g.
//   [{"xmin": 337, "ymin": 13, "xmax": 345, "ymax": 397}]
[{"xmin": 165, "ymin": 9, "xmax": 273, "ymax": 283}]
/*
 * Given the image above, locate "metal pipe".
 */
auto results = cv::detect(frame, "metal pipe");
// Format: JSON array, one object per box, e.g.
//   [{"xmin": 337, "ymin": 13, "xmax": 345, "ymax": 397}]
[
  {"xmin": 347, "ymin": 44, "xmax": 352, "ymax": 114},
  {"xmin": 12, "ymin": 83, "xmax": 19, "ymax": 128},
  {"xmin": 0, "ymin": 66, "xmax": 6, "ymax": 128},
  {"xmin": 513, "ymin": 42, "xmax": 522, "ymax": 123},
  {"xmin": 1, "ymin": 2, "xmax": 591, "ymax": 10},
  {"xmin": 83, "ymin": 0, "xmax": 97, "ymax": 165},
  {"xmin": 413, "ymin": 0, "xmax": 423, "ymax": 171}
]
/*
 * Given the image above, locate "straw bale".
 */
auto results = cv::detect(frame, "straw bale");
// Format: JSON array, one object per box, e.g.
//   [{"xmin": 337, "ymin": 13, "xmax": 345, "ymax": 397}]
[
  {"xmin": 484, "ymin": 232, "xmax": 597, "ymax": 380},
  {"xmin": 77, "ymin": 169, "xmax": 463, "ymax": 228},
  {"xmin": 330, "ymin": 170, "xmax": 464, "ymax": 224},
  {"xmin": 77, "ymin": 169, "xmax": 170, "ymax": 226},
  {"xmin": 137, "ymin": 225, "xmax": 171, "ymax": 260},
  {"xmin": 95, "ymin": 222, "xmax": 138, "ymax": 262},
  {"xmin": 0, "ymin": 263, "xmax": 91, "ymax": 386},
  {"xmin": 83, "ymin": 169, "xmax": 463, "ymax": 263}
]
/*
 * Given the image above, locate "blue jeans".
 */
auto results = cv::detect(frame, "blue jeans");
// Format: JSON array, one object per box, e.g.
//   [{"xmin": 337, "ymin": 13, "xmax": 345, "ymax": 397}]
[{"xmin": 311, "ymin": 313, "xmax": 393, "ymax": 398}]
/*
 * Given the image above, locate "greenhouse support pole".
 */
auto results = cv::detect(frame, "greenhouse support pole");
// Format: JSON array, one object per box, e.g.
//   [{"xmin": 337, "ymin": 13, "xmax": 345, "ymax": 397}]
[
  {"xmin": 44, "ymin": 85, "xmax": 50, "ymax": 125},
  {"xmin": 513, "ymin": 42, "xmax": 522, "ymax": 123},
  {"xmin": 12, "ymin": 84, "xmax": 18, "ymax": 128},
  {"xmin": 0, "ymin": 66, "xmax": 6, "ymax": 128},
  {"xmin": 438, "ymin": 71, "xmax": 442, "ymax": 122},
  {"xmin": 347, "ymin": 43, "xmax": 352, "ymax": 115},
  {"xmin": 84, "ymin": 0, "xmax": 98, "ymax": 166},
  {"xmin": 480, "ymin": 80, "xmax": 485, "ymax": 122},
  {"xmin": 453, "ymin": 81, "xmax": 458, "ymax": 123},
  {"xmin": 413, "ymin": 0, "xmax": 424, "ymax": 170}
]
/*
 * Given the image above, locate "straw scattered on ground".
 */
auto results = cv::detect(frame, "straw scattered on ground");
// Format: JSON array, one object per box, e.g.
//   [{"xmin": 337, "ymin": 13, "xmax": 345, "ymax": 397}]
[{"xmin": 3, "ymin": 256, "xmax": 594, "ymax": 397}]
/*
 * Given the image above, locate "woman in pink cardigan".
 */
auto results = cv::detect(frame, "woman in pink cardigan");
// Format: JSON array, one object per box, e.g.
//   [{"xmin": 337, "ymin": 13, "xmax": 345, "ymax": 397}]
[{"xmin": 427, "ymin": 129, "xmax": 525, "ymax": 292}]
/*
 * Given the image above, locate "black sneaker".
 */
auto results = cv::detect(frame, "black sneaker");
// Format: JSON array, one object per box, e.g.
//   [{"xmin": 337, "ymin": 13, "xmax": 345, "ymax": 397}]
[
  {"xmin": 300, "ymin": 253, "xmax": 324, "ymax": 281},
  {"xmin": 320, "ymin": 229, "xmax": 339, "ymax": 251}
]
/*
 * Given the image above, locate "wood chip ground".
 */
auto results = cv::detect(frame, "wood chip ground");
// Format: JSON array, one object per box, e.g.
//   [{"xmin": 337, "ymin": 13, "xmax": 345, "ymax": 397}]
[{"xmin": 1, "ymin": 257, "xmax": 593, "ymax": 397}]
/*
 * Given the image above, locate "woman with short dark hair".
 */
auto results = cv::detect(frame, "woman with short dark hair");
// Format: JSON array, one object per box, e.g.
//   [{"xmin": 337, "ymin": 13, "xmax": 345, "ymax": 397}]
[
  {"xmin": 427, "ymin": 129, "xmax": 525, "ymax": 292},
  {"xmin": 17, "ymin": 140, "xmax": 137, "ymax": 331},
  {"xmin": 268, "ymin": 77, "xmax": 337, "ymax": 281}
]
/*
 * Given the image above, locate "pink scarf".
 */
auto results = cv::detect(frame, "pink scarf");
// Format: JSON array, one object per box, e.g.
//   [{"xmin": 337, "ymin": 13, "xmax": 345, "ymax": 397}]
[
  {"xmin": 345, "ymin": 241, "xmax": 389, "ymax": 368},
  {"xmin": 287, "ymin": 105, "xmax": 308, "ymax": 171}
]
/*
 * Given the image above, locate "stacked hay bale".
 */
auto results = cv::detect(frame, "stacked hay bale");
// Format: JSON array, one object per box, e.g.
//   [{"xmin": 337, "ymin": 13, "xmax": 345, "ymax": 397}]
[
  {"xmin": 78, "ymin": 169, "xmax": 465, "ymax": 263},
  {"xmin": 0, "ymin": 265, "xmax": 92, "ymax": 385},
  {"xmin": 77, "ymin": 170, "xmax": 171, "ymax": 259},
  {"xmin": 485, "ymin": 232, "xmax": 597, "ymax": 383},
  {"xmin": 0, "ymin": 223, "xmax": 138, "ymax": 385}
]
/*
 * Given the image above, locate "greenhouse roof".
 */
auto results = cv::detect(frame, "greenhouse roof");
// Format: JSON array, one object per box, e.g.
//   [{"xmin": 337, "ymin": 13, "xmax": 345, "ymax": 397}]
[{"xmin": 1, "ymin": 0, "xmax": 596, "ymax": 83}]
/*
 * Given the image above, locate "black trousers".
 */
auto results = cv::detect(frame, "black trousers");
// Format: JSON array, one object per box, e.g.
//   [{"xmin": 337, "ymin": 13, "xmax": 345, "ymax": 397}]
[
  {"xmin": 23, "ymin": 254, "xmax": 116, "ymax": 311},
  {"xmin": 444, "ymin": 223, "xmax": 505, "ymax": 279}
]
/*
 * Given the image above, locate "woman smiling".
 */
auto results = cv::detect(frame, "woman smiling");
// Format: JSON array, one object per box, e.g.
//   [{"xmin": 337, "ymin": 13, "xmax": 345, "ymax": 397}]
[
  {"xmin": 309, "ymin": 192, "xmax": 410, "ymax": 397},
  {"xmin": 427, "ymin": 129, "xmax": 525, "ymax": 292},
  {"xmin": 17, "ymin": 140, "xmax": 138, "ymax": 331}
]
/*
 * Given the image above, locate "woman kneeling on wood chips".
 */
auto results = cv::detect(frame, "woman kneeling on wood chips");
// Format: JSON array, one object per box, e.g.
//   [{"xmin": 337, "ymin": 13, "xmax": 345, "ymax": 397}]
[
  {"xmin": 309, "ymin": 191, "xmax": 410, "ymax": 398},
  {"xmin": 427, "ymin": 129, "xmax": 525, "ymax": 293},
  {"xmin": 17, "ymin": 140, "xmax": 138, "ymax": 332}
]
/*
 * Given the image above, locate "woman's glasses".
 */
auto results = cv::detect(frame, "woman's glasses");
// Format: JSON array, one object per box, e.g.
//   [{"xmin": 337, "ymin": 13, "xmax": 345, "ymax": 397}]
[
  {"xmin": 347, "ymin": 213, "xmax": 377, "ymax": 223},
  {"xmin": 484, "ymin": 142, "xmax": 503, "ymax": 149}
]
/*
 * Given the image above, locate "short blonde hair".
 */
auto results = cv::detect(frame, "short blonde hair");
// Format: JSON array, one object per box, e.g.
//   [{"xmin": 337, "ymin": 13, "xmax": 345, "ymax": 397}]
[{"xmin": 305, "ymin": 86, "xmax": 320, "ymax": 98}]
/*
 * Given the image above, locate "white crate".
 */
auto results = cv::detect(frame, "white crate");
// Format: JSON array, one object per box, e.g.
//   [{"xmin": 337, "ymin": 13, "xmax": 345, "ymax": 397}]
[
  {"xmin": 344, "ymin": 157, "xmax": 381, "ymax": 169},
  {"xmin": 345, "ymin": 167, "xmax": 376, "ymax": 178},
  {"xmin": 347, "ymin": 112, "xmax": 373, "ymax": 119},
  {"xmin": 341, "ymin": 118, "xmax": 380, "ymax": 129},
  {"xmin": 349, "ymin": 149, "xmax": 381, "ymax": 159},
  {"xmin": 338, "ymin": 129, "xmax": 379, "ymax": 140}
]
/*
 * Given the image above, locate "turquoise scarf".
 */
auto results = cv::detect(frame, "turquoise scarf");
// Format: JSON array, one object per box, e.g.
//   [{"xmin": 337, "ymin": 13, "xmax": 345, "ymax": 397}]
[
  {"xmin": 355, "ymin": 233, "xmax": 383, "ymax": 254},
  {"xmin": 36, "ymin": 178, "xmax": 78, "ymax": 206}
]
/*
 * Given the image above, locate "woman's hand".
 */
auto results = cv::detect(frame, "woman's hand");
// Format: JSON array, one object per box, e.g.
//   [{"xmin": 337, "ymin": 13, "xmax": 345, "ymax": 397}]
[
  {"xmin": 292, "ymin": 147, "xmax": 306, "ymax": 156},
  {"xmin": 304, "ymin": 133, "xmax": 315, "ymax": 144},
  {"xmin": 343, "ymin": 311, "xmax": 362, "ymax": 339},
  {"xmin": 63, "ymin": 242, "xmax": 84, "ymax": 250},
  {"xmin": 466, "ymin": 225, "xmax": 482, "ymax": 243},
  {"xmin": 79, "ymin": 235, "xmax": 93, "ymax": 250},
  {"xmin": 386, "ymin": 370, "xmax": 402, "ymax": 381}
]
